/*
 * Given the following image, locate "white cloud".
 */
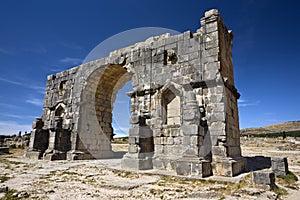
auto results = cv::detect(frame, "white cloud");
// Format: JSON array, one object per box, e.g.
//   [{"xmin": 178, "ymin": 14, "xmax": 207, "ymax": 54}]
[
  {"xmin": 264, "ymin": 112, "xmax": 276, "ymax": 116},
  {"xmin": 26, "ymin": 98, "xmax": 44, "ymax": 107},
  {"xmin": 114, "ymin": 126, "xmax": 129, "ymax": 138},
  {"xmin": 0, "ymin": 77, "xmax": 22, "ymax": 85},
  {"xmin": 59, "ymin": 57, "xmax": 82, "ymax": 65},
  {"xmin": 265, "ymin": 119, "xmax": 280, "ymax": 123},
  {"xmin": 49, "ymin": 66, "xmax": 66, "ymax": 72},
  {"xmin": 115, "ymin": 99, "xmax": 129, "ymax": 104},
  {"xmin": 60, "ymin": 42, "xmax": 83, "ymax": 50},
  {"xmin": 0, "ymin": 48, "xmax": 13, "ymax": 55},
  {"xmin": 0, "ymin": 103, "xmax": 19, "ymax": 109},
  {"xmin": 0, "ymin": 113, "xmax": 38, "ymax": 120},
  {"xmin": 30, "ymin": 85, "xmax": 45, "ymax": 94},
  {"xmin": 0, "ymin": 77, "xmax": 45, "ymax": 94},
  {"xmin": 237, "ymin": 99, "xmax": 246, "ymax": 103},
  {"xmin": 23, "ymin": 46, "xmax": 47, "ymax": 54},
  {"xmin": 0, "ymin": 121, "xmax": 31, "ymax": 135},
  {"xmin": 238, "ymin": 99, "xmax": 260, "ymax": 107}
]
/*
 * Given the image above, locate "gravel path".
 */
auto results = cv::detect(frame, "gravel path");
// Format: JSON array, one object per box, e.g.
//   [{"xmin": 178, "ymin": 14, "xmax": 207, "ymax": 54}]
[{"xmin": 0, "ymin": 138, "xmax": 299, "ymax": 199}]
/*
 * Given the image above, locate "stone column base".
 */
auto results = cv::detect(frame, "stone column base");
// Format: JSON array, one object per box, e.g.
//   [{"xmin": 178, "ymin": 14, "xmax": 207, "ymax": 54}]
[
  {"xmin": 121, "ymin": 152, "xmax": 153, "ymax": 170},
  {"xmin": 24, "ymin": 150, "xmax": 42, "ymax": 159},
  {"xmin": 152, "ymin": 155, "xmax": 181, "ymax": 171},
  {"xmin": 175, "ymin": 158, "xmax": 212, "ymax": 177},
  {"xmin": 212, "ymin": 157, "xmax": 246, "ymax": 177},
  {"xmin": 66, "ymin": 150, "xmax": 114, "ymax": 160},
  {"xmin": 43, "ymin": 152, "xmax": 67, "ymax": 161}
]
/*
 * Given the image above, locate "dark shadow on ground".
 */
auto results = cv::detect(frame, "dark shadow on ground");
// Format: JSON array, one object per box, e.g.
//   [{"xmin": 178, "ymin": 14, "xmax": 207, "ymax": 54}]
[{"xmin": 245, "ymin": 156, "xmax": 271, "ymax": 172}]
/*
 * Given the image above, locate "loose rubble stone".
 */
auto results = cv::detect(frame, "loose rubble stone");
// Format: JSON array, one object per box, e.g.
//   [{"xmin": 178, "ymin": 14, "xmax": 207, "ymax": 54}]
[
  {"xmin": 12, "ymin": 192, "xmax": 18, "ymax": 198},
  {"xmin": 0, "ymin": 185, "xmax": 8, "ymax": 193},
  {"xmin": 26, "ymin": 9, "xmax": 245, "ymax": 178},
  {"xmin": 18, "ymin": 191, "xmax": 29, "ymax": 198}
]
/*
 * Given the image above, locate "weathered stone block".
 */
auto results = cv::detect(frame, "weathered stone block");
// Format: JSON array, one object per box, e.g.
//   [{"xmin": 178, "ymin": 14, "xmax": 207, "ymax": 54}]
[
  {"xmin": 212, "ymin": 157, "xmax": 246, "ymax": 177},
  {"xmin": 153, "ymin": 137, "xmax": 161, "ymax": 145},
  {"xmin": 155, "ymin": 144, "xmax": 164, "ymax": 154},
  {"xmin": 176, "ymin": 159, "xmax": 212, "ymax": 177},
  {"xmin": 204, "ymin": 9, "xmax": 219, "ymax": 18},
  {"xmin": 212, "ymin": 146, "xmax": 227, "ymax": 157},
  {"xmin": 121, "ymin": 152, "xmax": 153, "ymax": 170},
  {"xmin": 190, "ymin": 136, "xmax": 199, "ymax": 145},
  {"xmin": 167, "ymin": 137, "xmax": 174, "ymax": 145},
  {"xmin": 128, "ymin": 137, "xmax": 136, "ymax": 144},
  {"xmin": 169, "ymin": 128, "xmax": 180, "ymax": 137},
  {"xmin": 181, "ymin": 124, "xmax": 198, "ymax": 136},
  {"xmin": 128, "ymin": 144, "xmax": 138, "ymax": 153},
  {"xmin": 271, "ymin": 157, "xmax": 288, "ymax": 177},
  {"xmin": 182, "ymin": 145, "xmax": 199, "ymax": 156},
  {"xmin": 24, "ymin": 151, "xmax": 42, "ymax": 159},
  {"xmin": 210, "ymin": 112, "xmax": 226, "ymax": 122},
  {"xmin": 253, "ymin": 170, "xmax": 275, "ymax": 189},
  {"xmin": 174, "ymin": 137, "xmax": 182, "ymax": 145},
  {"xmin": 32, "ymin": 118, "xmax": 43, "ymax": 129}
]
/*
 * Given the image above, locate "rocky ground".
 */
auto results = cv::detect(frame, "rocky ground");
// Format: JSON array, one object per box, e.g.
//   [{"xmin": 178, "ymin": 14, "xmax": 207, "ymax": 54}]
[{"xmin": 0, "ymin": 137, "xmax": 299, "ymax": 200}]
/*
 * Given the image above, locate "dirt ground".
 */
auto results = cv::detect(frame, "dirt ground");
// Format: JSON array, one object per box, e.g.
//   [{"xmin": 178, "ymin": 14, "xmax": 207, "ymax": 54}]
[{"xmin": 0, "ymin": 137, "xmax": 299, "ymax": 200}]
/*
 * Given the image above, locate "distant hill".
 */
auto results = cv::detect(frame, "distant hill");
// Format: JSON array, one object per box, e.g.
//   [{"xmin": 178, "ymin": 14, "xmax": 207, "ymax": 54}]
[{"xmin": 241, "ymin": 120, "xmax": 300, "ymax": 135}]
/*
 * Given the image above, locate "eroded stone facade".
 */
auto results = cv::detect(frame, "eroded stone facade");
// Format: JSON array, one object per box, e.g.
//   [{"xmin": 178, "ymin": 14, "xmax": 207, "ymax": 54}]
[{"xmin": 26, "ymin": 9, "xmax": 246, "ymax": 177}]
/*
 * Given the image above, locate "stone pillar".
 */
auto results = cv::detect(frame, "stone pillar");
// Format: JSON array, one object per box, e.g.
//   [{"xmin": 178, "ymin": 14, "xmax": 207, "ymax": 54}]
[
  {"xmin": 176, "ymin": 91, "xmax": 212, "ymax": 177},
  {"xmin": 122, "ymin": 89, "xmax": 154, "ymax": 171},
  {"xmin": 122, "ymin": 112, "xmax": 154, "ymax": 170},
  {"xmin": 200, "ymin": 9, "xmax": 246, "ymax": 177},
  {"xmin": 43, "ymin": 117, "xmax": 67, "ymax": 160},
  {"xmin": 25, "ymin": 118, "xmax": 49, "ymax": 159}
]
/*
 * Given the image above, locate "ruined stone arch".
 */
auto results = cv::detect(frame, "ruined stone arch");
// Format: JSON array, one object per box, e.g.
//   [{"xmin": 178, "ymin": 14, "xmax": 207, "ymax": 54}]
[{"xmin": 26, "ymin": 9, "xmax": 246, "ymax": 177}]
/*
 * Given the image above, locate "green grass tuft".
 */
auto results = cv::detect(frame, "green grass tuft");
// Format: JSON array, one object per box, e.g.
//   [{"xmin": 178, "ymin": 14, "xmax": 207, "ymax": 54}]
[
  {"xmin": 0, "ymin": 175, "xmax": 9, "ymax": 182},
  {"xmin": 2, "ymin": 189, "xmax": 19, "ymax": 200},
  {"xmin": 277, "ymin": 171, "xmax": 299, "ymax": 189},
  {"xmin": 273, "ymin": 187, "xmax": 288, "ymax": 196}
]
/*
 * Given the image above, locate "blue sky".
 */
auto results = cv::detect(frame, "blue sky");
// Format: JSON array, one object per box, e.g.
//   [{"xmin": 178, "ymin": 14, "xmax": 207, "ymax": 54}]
[{"xmin": 0, "ymin": 0, "xmax": 299, "ymax": 135}]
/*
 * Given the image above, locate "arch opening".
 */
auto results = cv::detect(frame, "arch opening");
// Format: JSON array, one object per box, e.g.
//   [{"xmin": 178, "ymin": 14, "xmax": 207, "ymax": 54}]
[
  {"xmin": 112, "ymin": 80, "xmax": 132, "ymax": 138},
  {"xmin": 94, "ymin": 65, "xmax": 132, "ymax": 153}
]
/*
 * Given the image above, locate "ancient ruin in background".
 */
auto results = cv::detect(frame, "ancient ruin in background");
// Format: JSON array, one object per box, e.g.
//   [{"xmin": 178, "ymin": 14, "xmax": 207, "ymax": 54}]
[{"xmin": 26, "ymin": 9, "xmax": 246, "ymax": 177}]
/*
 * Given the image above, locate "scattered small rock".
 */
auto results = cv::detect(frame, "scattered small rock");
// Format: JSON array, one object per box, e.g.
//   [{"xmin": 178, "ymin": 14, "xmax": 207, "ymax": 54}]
[
  {"xmin": 188, "ymin": 191, "xmax": 223, "ymax": 199},
  {"xmin": 240, "ymin": 188, "xmax": 264, "ymax": 196},
  {"xmin": 0, "ymin": 185, "xmax": 8, "ymax": 193},
  {"xmin": 18, "ymin": 191, "xmax": 29, "ymax": 198},
  {"xmin": 209, "ymin": 184, "xmax": 228, "ymax": 190},
  {"xmin": 256, "ymin": 191, "xmax": 278, "ymax": 200},
  {"xmin": 12, "ymin": 192, "xmax": 18, "ymax": 198},
  {"xmin": 46, "ymin": 189, "xmax": 55, "ymax": 194}
]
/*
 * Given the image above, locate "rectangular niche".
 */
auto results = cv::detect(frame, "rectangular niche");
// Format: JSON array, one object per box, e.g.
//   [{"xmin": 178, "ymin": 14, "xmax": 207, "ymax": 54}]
[{"xmin": 162, "ymin": 90, "xmax": 181, "ymax": 125}]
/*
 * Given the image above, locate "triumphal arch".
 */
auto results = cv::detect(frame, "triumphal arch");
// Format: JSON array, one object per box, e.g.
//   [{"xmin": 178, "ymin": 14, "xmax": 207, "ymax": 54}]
[{"xmin": 26, "ymin": 9, "xmax": 246, "ymax": 177}]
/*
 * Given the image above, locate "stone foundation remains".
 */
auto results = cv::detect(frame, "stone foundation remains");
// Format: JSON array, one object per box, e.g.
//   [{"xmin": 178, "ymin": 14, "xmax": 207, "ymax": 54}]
[{"xmin": 26, "ymin": 9, "xmax": 246, "ymax": 177}]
